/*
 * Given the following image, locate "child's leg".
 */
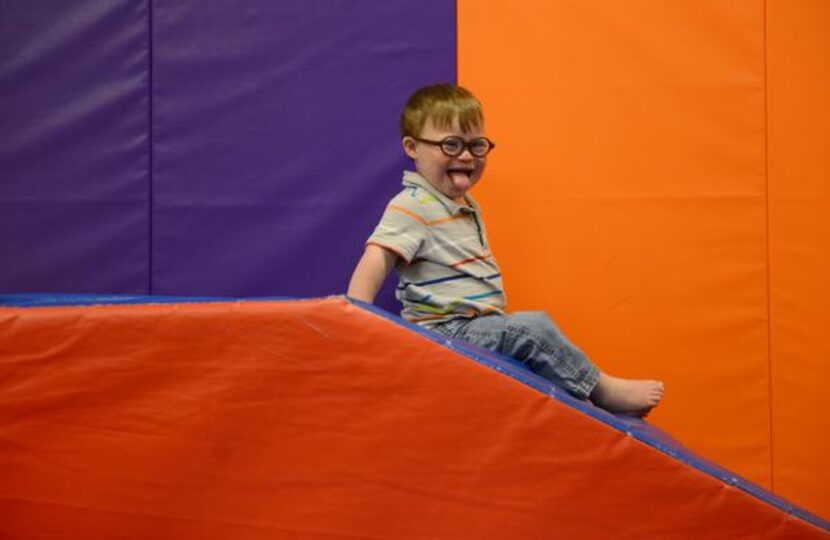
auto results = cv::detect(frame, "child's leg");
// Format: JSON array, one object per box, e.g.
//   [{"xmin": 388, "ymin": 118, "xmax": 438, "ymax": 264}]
[
  {"xmin": 436, "ymin": 312, "xmax": 663, "ymax": 415},
  {"xmin": 435, "ymin": 312, "xmax": 599, "ymax": 398}
]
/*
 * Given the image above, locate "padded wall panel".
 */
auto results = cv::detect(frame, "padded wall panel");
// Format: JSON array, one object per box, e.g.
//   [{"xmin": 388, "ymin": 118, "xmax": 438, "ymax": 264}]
[
  {"xmin": 768, "ymin": 0, "xmax": 830, "ymax": 519},
  {"xmin": 151, "ymin": 1, "xmax": 455, "ymax": 304},
  {"xmin": 458, "ymin": 0, "xmax": 772, "ymax": 487},
  {"xmin": 0, "ymin": 1, "xmax": 149, "ymax": 293}
]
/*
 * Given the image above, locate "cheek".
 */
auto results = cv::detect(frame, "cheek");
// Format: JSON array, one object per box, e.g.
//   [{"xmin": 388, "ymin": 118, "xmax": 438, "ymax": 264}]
[
  {"xmin": 432, "ymin": 159, "xmax": 452, "ymax": 174},
  {"xmin": 474, "ymin": 160, "xmax": 487, "ymax": 177}
]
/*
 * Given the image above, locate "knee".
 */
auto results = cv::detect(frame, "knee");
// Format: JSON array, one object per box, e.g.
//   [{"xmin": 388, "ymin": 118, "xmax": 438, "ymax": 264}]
[{"xmin": 507, "ymin": 312, "xmax": 575, "ymax": 351}]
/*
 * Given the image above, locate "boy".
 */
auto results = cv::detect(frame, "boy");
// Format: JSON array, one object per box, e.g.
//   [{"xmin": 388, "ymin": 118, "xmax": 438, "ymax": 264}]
[{"xmin": 347, "ymin": 84, "xmax": 664, "ymax": 416}]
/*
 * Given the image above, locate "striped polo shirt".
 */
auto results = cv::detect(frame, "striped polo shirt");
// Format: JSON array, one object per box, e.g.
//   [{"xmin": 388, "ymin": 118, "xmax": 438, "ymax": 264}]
[{"xmin": 367, "ymin": 170, "xmax": 506, "ymax": 328}]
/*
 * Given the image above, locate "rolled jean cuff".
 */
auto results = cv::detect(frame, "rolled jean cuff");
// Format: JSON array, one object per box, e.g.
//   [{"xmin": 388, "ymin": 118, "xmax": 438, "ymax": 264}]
[{"xmin": 572, "ymin": 364, "xmax": 600, "ymax": 400}]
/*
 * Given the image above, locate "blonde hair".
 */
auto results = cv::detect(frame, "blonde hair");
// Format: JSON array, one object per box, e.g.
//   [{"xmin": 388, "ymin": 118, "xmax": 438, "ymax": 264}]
[{"xmin": 400, "ymin": 84, "xmax": 483, "ymax": 138}]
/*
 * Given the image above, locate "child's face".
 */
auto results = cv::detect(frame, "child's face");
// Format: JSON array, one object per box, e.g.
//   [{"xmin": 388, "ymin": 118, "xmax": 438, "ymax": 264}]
[{"xmin": 402, "ymin": 117, "xmax": 488, "ymax": 202}]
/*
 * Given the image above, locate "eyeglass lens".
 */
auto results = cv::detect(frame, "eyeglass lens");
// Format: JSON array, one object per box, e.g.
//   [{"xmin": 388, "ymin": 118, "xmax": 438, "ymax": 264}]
[{"xmin": 441, "ymin": 137, "xmax": 492, "ymax": 157}]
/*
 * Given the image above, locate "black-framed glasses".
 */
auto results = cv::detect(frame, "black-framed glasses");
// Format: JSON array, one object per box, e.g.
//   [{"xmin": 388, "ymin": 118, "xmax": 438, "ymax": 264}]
[{"xmin": 412, "ymin": 136, "xmax": 495, "ymax": 157}]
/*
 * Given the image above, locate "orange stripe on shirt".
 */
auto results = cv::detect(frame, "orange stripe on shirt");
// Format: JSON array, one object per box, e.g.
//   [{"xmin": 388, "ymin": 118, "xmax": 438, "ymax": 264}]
[
  {"xmin": 409, "ymin": 308, "xmax": 478, "ymax": 323},
  {"xmin": 388, "ymin": 205, "xmax": 428, "ymax": 225},
  {"xmin": 449, "ymin": 254, "xmax": 492, "ymax": 268},
  {"xmin": 408, "ymin": 313, "xmax": 453, "ymax": 323},
  {"xmin": 389, "ymin": 205, "xmax": 469, "ymax": 226},
  {"xmin": 427, "ymin": 214, "xmax": 469, "ymax": 226}
]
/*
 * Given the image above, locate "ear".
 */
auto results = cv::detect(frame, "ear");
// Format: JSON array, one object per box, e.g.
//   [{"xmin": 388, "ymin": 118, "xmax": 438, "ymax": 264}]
[{"xmin": 402, "ymin": 136, "xmax": 418, "ymax": 160}]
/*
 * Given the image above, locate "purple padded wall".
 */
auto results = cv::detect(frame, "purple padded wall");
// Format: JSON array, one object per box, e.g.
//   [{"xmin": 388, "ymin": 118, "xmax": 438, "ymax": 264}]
[
  {"xmin": 151, "ymin": 0, "xmax": 456, "ymax": 306},
  {"xmin": 0, "ymin": 1, "xmax": 150, "ymax": 294},
  {"xmin": 1, "ymin": 1, "xmax": 456, "ymax": 311}
]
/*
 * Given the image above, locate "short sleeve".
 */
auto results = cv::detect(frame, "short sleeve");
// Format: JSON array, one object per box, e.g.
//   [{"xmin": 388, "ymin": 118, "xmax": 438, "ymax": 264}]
[{"xmin": 366, "ymin": 200, "xmax": 427, "ymax": 264}]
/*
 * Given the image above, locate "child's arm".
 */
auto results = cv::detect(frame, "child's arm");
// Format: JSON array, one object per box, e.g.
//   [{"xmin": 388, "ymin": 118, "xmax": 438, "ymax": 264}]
[{"xmin": 347, "ymin": 244, "xmax": 399, "ymax": 303}]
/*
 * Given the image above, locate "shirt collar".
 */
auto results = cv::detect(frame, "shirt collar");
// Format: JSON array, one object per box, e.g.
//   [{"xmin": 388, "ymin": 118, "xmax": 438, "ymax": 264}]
[{"xmin": 401, "ymin": 170, "xmax": 479, "ymax": 215}]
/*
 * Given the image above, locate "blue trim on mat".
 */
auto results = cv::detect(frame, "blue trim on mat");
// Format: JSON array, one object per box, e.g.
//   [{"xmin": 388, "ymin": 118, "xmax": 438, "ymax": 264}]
[{"xmin": 0, "ymin": 293, "xmax": 294, "ymax": 308}]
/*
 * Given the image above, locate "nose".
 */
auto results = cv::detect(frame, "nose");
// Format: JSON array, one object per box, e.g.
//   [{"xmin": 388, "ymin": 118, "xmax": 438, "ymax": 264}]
[{"xmin": 456, "ymin": 147, "xmax": 475, "ymax": 161}]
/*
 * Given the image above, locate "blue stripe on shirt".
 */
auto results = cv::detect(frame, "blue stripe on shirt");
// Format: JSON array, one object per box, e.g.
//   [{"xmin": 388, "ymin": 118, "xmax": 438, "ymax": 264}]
[
  {"xmin": 397, "ymin": 272, "xmax": 502, "ymax": 291},
  {"xmin": 463, "ymin": 290, "xmax": 504, "ymax": 301}
]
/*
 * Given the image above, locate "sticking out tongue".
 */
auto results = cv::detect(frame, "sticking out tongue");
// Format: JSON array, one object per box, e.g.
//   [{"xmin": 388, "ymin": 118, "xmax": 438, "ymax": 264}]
[{"xmin": 449, "ymin": 170, "xmax": 471, "ymax": 192}]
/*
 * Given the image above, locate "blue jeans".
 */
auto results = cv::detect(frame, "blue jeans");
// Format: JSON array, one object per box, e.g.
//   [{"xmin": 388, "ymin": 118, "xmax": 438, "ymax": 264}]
[{"xmin": 433, "ymin": 312, "xmax": 600, "ymax": 399}]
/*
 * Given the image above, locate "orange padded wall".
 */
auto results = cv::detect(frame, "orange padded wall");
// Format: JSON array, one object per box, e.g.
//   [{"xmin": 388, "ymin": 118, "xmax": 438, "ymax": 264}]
[
  {"xmin": 768, "ymin": 0, "xmax": 830, "ymax": 518},
  {"xmin": 459, "ymin": 0, "xmax": 828, "ymax": 518}
]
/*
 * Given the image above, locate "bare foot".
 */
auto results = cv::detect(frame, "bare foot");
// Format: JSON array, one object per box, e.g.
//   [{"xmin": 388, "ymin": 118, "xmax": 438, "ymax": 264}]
[{"xmin": 590, "ymin": 373, "xmax": 664, "ymax": 417}]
